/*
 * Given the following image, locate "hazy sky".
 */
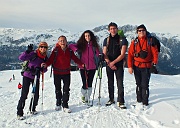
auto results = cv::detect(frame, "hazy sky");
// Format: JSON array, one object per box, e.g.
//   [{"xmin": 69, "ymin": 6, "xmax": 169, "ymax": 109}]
[{"xmin": 0, "ymin": 0, "xmax": 180, "ymax": 34}]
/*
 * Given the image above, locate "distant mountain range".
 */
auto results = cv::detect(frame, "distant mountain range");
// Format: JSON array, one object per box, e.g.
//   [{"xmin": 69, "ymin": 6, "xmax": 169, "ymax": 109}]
[{"xmin": 0, "ymin": 25, "xmax": 180, "ymax": 75}]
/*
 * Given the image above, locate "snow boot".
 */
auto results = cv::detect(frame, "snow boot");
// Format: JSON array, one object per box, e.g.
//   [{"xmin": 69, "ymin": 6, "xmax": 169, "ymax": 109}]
[
  {"xmin": 105, "ymin": 99, "xmax": 115, "ymax": 106},
  {"xmin": 117, "ymin": 102, "xmax": 127, "ymax": 109},
  {"xmin": 17, "ymin": 115, "xmax": 25, "ymax": 120},
  {"xmin": 30, "ymin": 110, "xmax": 38, "ymax": 115},
  {"xmin": 81, "ymin": 96, "xmax": 88, "ymax": 103},
  {"xmin": 63, "ymin": 108, "xmax": 71, "ymax": 113},
  {"xmin": 55, "ymin": 106, "xmax": 61, "ymax": 111}
]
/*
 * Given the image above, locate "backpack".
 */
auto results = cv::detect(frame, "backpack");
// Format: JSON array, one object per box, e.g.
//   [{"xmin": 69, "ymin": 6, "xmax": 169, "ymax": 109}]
[
  {"xmin": 146, "ymin": 32, "xmax": 161, "ymax": 52},
  {"xmin": 152, "ymin": 36, "xmax": 160, "ymax": 52}
]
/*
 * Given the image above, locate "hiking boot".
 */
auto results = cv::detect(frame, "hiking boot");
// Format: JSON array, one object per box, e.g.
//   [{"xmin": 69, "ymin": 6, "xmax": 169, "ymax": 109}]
[
  {"xmin": 105, "ymin": 99, "xmax": 115, "ymax": 106},
  {"xmin": 30, "ymin": 110, "xmax": 38, "ymax": 115},
  {"xmin": 143, "ymin": 103, "xmax": 149, "ymax": 110},
  {"xmin": 63, "ymin": 108, "xmax": 71, "ymax": 113},
  {"xmin": 17, "ymin": 115, "xmax": 25, "ymax": 120},
  {"xmin": 82, "ymin": 96, "xmax": 88, "ymax": 103},
  {"xmin": 135, "ymin": 102, "xmax": 143, "ymax": 110},
  {"xmin": 117, "ymin": 102, "xmax": 127, "ymax": 109},
  {"xmin": 55, "ymin": 106, "xmax": 61, "ymax": 111}
]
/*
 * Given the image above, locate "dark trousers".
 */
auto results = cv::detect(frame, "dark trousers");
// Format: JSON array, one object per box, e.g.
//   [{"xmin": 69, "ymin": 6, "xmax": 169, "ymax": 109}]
[
  {"xmin": 134, "ymin": 66, "xmax": 151, "ymax": 105},
  {"xmin": 54, "ymin": 74, "xmax": 70, "ymax": 108},
  {"xmin": 80, "ymin": 69, "xmax": 96, "ymax": 89},
  {"xmin": 106, "ymin": 66, "xmax": 125, "ymax": 103},
  {"xmin": 17, "ymin": 76, "xmax": 39, "ymax": 116}
]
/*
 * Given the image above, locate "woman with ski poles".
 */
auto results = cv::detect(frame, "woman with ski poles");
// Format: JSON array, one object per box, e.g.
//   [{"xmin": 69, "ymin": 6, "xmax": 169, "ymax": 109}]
[
  {"xmin": 17, "ymin": 42, "xmax": 48, "ymax": 120},
  {"xmin": 69, "ymin": 30, "xmax": 100, "ymax": 104}
]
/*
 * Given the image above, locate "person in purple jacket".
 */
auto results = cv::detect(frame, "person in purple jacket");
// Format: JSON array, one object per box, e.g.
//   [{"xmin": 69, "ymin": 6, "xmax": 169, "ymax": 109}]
[
  {"xmin": 69, "ymin": 30, "xmax": 100, "ymax": 103},
  {"xmin": 17, "ymin": 42, "xmax": 48, "ymax": 120}
]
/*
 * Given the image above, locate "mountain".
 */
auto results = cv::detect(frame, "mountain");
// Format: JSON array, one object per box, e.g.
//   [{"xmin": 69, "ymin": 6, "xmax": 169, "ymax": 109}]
[{"xmin": 0, "ymin": 25, "xmax": 180, "ymax": 75}]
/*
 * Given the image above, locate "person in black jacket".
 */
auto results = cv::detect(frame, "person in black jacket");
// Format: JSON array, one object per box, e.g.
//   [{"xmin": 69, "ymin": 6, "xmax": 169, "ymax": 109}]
[{"xmin": 103, "ymin": 22, "xmax": 128, "ymax": 109}]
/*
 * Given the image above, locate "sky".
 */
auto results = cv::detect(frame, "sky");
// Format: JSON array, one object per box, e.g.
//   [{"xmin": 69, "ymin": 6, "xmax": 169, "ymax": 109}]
[
  {"xmin": 0, "ymin": 68, "xmax": 180, "ymax": 127},
  {"xmin": 0, "ymin": 0, "xmax": 180, "ymax": 35}
]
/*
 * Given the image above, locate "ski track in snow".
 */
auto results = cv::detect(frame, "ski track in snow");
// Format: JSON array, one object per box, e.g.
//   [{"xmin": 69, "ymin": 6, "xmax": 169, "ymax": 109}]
[{"xmin": 0, "ymin": 68, "xmax": 180, "ymax": 128}]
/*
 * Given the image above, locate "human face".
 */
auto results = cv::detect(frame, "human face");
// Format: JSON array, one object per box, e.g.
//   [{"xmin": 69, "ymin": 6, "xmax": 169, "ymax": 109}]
[
  {"xmin": 58, "ymin": 37, "xmax": 67, "ymax": 49},
  {"xmin": 39, "ymin": 46, "xmax": 47, "ymax": 54},
  {"xmin": 137, "ymin": 29, "xmax": 146, "ymax": 38},
  {"xmin": 109, "ymin": 26, "xmax": 118, "ymax": 37},
  {"xmin": 84, "ymin": 33, "xmax": 91, "ymax": 42}
]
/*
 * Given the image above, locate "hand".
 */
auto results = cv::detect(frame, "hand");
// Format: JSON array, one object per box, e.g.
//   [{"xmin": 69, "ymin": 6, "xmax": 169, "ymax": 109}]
[
  {"xmin": 26, "ymin": 44, "xmax": 33, "ymax": 53},
  {"xmin": 150, "ymin": 65, "xmax": 158, "ymax": 74},
  {"xmin": 82, "ymin": 64, "xmax": 85, "ymax": 68},
  {"xmin": 74, "ymin": 51, "xmax": 79, "ymax": 56},
  {"xmin": 128, "ymin": 67, "xmax": 133, "ymax": 74},
  {"xmin": 111, "ymin": 65, "xmax": 117, "ymax": 70},
  {"xmin": 41, "ymin": 63, "xmax": 47, "ymax": 68}
]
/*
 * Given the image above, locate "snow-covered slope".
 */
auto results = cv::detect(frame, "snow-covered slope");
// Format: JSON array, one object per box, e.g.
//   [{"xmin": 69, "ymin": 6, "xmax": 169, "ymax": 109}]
[
  {"xmin": 0, "ymin": 68, "xmax": 180, "ymax": 128},
  {"xmin": 0, "ymin": 25, "xmax": 180, "ymax": 74}
]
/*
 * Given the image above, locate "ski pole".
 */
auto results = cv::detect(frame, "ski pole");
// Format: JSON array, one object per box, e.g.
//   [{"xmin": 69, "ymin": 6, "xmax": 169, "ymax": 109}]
[
  {"xmin": 41, "ymin": 69, "xmax": 44, "ymax": 112},
  {"xmin": 91, "ymin": 66, "xmax": 99, "ymax": 106},
  {"xmin": 26, "ymin": 68, "xmax": 39, "ymax": 124},
  {"xmin": 98, "ymin": 61, "xmax": 103, "ymax": 112},
  {"xmin": 26, "ymin": 74, "xmax": 37, "ymax": 124}
]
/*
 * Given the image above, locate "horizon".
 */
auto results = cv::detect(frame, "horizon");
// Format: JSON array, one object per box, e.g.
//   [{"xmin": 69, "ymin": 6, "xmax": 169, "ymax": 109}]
[{"xmin": 0, "ymin": 0, "xmax": 180, "ymax": 35}]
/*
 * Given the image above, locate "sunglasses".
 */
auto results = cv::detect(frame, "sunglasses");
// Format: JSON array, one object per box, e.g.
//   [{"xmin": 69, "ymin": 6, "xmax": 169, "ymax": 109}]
[
  {"xmin": 39, "ymin": 46, "xmax": 47, "ymax": 49},
  {"xmin": 137, "ymin": 30, "xmax": 146, "ymax": 32}
]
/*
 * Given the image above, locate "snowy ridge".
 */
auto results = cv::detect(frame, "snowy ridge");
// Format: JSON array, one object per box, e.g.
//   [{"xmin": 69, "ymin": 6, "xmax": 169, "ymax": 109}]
[
  {"xmin": 0, "ymin": 25, "xmax": 180, "ymax": 74},
  {"xmin": 0, "ymin": 68, "xmax": 180, "ymax": 128}
]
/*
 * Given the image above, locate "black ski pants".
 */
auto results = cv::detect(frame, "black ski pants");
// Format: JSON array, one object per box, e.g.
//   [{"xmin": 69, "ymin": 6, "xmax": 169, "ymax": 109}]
[
  {"xmin": 106, "ymin": 66, "xmax": 125, "ymax": 103},
  {"xmin": 80, "ymin": 69, "xmax": 96, "ymax": 89},
  {"xmin": 54, "ymin": 74, "xmax": 70, "ymax": 108},
  {"xmin": 134, "ymin": 66, "xmax": 151, "ymax": 105},
  {"xmin": 17, "ymin": 76, "xmax": 39, "ymax": 116}
]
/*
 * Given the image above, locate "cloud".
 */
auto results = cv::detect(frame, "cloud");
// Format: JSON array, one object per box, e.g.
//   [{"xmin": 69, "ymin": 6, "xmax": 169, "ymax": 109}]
[{"xmin": 0, "ymin": 0, "xmax": 180, "ymax": 34}]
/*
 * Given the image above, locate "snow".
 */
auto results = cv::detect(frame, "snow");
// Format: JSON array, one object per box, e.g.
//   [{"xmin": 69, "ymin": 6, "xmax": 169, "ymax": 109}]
[{"xmin": 0, "ymin": 68, "xmax": 180, "ymax": 128}]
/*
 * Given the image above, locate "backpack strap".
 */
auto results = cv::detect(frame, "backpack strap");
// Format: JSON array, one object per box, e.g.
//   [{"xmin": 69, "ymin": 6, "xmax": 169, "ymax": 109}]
[
  {"xmin": 133, "ymin": 37, "xmax": 152, "ymax": 52},
  {"xmin": 106, "ymin": 35, "xmax": 122, "ymax": 52},
  {"xmin": 92, "ymin": 46, "xmax": 99, "ymax": 68},
  {"xmin": 52, "ymin": 47, "xmax": 58, "ymax": 66}
]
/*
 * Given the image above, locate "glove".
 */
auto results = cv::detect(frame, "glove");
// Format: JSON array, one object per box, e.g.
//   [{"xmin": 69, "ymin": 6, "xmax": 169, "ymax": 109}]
[
  {"xmin": 150, "ymin": 64, "xmax": 158, "ymax": 74},
  {"xmin": 26, "ymin": 44, "xmax": 33, "ymax": 53}
]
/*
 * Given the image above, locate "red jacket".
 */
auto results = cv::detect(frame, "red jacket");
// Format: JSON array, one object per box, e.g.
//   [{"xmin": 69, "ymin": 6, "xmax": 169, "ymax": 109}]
[
  {"xmin": 46, "ymin": 45, "xmax": 83, "ymax": 75},
  {"xmin": 128, "ymin": 36, "xmax": 158, "ymax": 68}
]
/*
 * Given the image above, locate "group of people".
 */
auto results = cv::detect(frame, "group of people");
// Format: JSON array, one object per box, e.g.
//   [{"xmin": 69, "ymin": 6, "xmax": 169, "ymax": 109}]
[{"xmin": 17, "ymin": 22, "xmax": 159, "ymax": 119}]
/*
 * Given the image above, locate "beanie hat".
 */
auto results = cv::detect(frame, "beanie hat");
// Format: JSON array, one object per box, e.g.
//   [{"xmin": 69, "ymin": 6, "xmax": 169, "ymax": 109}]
[
  {"xmin": 38, "ymin": 42, "xmax": 48, "ymax": 48},
  {"xmin": 137, "ymin": 24, "xmax": 147, "ymax": 32}
]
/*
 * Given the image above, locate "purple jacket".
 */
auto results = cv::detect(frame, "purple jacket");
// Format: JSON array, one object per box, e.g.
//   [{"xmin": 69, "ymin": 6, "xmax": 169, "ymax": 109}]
[
  {"xmin": 69, "ymin": 42, "xmax": 100, "ymax": 70},
  {"xmin": 19, "ymin": 51, "xmax": 47, "ymax": 79}
]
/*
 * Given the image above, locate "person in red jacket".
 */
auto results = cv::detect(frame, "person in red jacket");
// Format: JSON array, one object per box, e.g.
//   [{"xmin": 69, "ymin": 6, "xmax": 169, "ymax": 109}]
[
  {"xmin": 42, "ymin": 35, "xmax": 84, "ymax": 113},
  {"xmin": 128, "ymin": 24, "xmax": 158, "ymax": 108}
]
